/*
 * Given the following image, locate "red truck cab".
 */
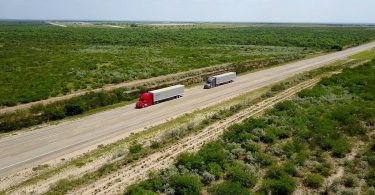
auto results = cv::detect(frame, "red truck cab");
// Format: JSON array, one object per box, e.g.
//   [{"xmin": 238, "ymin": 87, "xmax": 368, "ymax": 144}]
[{"xmin": 136, "ymin": 93, "xmax": 153, "ymax": 108}]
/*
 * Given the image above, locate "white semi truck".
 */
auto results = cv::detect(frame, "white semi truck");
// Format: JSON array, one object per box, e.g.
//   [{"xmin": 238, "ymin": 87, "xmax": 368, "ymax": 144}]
[{"xmin": 204, "ymin": 72, "xmax": 236, "ymax": 89}]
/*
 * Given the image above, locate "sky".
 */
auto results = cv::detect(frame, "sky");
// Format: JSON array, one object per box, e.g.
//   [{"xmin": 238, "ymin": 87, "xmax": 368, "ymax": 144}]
[{"xmin": 0, "ymin": 0, "xmax": 375, "ymax": 23}]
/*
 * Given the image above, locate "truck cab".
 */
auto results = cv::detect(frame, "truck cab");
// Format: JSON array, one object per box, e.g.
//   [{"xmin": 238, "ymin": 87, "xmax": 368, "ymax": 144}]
[
  {"xmin": 204, "ymin": 77, "xmax": 216, "ymax": 89},
  {"xmin": 136, "ymin": 93, "xmax": 153, "ymax": 108}
]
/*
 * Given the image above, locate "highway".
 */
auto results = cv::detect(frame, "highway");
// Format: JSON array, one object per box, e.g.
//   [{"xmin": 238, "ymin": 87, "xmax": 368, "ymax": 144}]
[{"xmin": 0, "ymin": 41, "xmax": 374, "ymax": 177}]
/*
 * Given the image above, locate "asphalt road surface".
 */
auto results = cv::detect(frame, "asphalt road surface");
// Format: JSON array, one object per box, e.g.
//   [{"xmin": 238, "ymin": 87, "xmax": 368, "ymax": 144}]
[{"xmin": 1, "ymin": 41, "xmax": 375, "ymax": 177}]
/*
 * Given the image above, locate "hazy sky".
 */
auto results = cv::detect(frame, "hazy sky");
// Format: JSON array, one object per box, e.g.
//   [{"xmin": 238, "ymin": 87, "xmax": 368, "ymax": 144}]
[{"xmin": 0, "ymin": 0, "xmax": 374, "ymax": 23}]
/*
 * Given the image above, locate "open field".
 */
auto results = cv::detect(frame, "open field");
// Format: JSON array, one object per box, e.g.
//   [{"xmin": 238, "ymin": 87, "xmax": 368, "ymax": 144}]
[
  {"xmin": 123, "ymin": 57, "xmax": 375, "ymax": 195},
  {"xmin": 1, "ymin": 22, "xmax": 375, "ymax": 106}
]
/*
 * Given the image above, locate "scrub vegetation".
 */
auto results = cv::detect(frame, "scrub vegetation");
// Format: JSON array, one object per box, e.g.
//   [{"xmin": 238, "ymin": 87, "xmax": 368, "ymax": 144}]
[
  {"xmin": 1, "ymin": 22, "xmax": 375, "ymax": 132},
  {"xmin": 4, "ymin": 55, "xmax": 348, "ymax": 195},
  {"xmin": 124, "ymin": 60, "xmax": 375, "ymax": 194},
  {"xmin": 1, "ymin": 22, "xmax": 375, "ymax": 107}
]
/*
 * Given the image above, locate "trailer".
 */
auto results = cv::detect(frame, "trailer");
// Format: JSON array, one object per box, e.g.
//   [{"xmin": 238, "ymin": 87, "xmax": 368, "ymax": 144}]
[
  {"xmin": 204, "ymin": 72, "xmax": 236, "ymax": 89},
  {"xmin": 136, "ymin": 85, "xmax": 184, "ymax": 108}
]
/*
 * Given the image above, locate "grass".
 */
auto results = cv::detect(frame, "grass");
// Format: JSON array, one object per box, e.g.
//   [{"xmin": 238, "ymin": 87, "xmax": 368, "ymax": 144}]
[{"xmin": 351, "ymin": 49, "xmax": 375, "ymax": 60}]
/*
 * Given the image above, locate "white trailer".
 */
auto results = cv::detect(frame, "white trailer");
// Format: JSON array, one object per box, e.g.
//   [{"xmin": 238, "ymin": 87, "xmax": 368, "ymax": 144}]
[
  {"xmin": 204, "ymin": 72, "xmax": 236, "ymax": 89},
  {"xmin": 150, "ymin": 85, "xmax": 185, "ymax": 103}
]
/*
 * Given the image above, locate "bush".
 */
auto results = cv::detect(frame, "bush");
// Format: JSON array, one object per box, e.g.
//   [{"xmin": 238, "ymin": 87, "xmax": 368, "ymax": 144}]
[
  {"xmin": 64, "ymin": 101, "xmax": 84, "ymax": 116},
  {"xmin": 150, "ymin": 141, "xmax": 160, "ymax": 149},
  {"xmin": 253, "ymin": 152, "xmax": 275, "ymax": 166},
  {"xmin": 367, "ymin": 187, "xmax": 375, "ymax": 195},
  {"xmin": 207, "ymin": 162, "xmax": 223, "ymax": 178},
  {"xmin": 337, "ymin": 188, "xmax": 356, "ymax": 195},
  {"xmin": 342, "ymin": 174, "xmax": 358, "ymax": 187},
  {"xmin": 304, "ymin": 173, "xmax": 324, "ymax": 189},
  {"xmin": 198, "ymin": 141, "xmax": 226, "ymax": 165},
  {"xmin": 367, "ymin": 169, "xmax": 375, "ymax": 187},
  {"xmin": 209, "ymin": 181, "xmax": 251, "ymax": 195},
  {"xmin": 262, "ymin": 131, "xmax": 277, "ymax": 143},
  {"xmin": 124, "ymin": 187, "xmax": 157, "ymax": 195},
  {"xmin": 332, "ymin": 138, "xmax": 351, "ymax": 158},
  {"xmin": 271, "ymin": 84, "xmax": 286, "ymax": 92},
  {"xmin": 125, "ymin": 179, "xmax": 162, "ymax": 195},
  {"xmin": 175, "ymin": 153, "xmax": 204, "ymax": 171},
  {"xmin": 331, "ymin": 45, "xmax": 343, "ymax": 51},
  {"xmin": 201, "ymin": 171, "xmax": 215, "ymax": 184},
  {"xmin": 169, "ymin": 174, "xmax": 202, "ymax": 195},
  {"xmin": 294, "ymin": 150, "xmax": 309, "ymax": 165},
  {"xmin": 312, "ymin": 163, "xmax": 331, "ymax": 177},
  {"xmin": 129, "ymin": 143, "xmax": 143, "ymax": 154},
  {"xmin": 260, "ymin": 176, "xmax": 296, "ymax": 195},
  {"xmin": 282, "ymin": 162, "xmax": 298, "ymax": 177},
  {"xmin": 226, "ymin": 163, "xmax": 257, "ymax": 188},
  {"xmin": 123, "ymin": 173, "xmax": 163, "ymax": 195}
]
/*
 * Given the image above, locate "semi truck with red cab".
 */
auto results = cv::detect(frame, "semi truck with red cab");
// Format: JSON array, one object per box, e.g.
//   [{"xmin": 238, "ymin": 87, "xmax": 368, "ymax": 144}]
[{"xmin": 136, "ymin": 85, "xmax": 184, "ymax": 108}]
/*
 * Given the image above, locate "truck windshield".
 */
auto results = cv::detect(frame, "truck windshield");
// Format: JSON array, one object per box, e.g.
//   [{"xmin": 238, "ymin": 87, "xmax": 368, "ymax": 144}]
[
  {"xmin": 207, "ymin": 78, "xmax": 214, "ymax": 83},
  {"xmin": 140, "ymin": 98, "xmax": 145, "ymax": 102}
]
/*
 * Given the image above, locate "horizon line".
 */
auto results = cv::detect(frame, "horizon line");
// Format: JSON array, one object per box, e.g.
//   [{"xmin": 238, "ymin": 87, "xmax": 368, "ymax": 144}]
[{"xmin": 0, "ymin": 18, "xmax": 375, "ymax": 26}]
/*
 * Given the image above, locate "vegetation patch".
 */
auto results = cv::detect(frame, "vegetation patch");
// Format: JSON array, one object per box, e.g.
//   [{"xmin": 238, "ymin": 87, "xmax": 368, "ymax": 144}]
[
  {"xmin": 124, "ymin": 60, "xmax": 375, "ymax": 194},
  {"xmin": 3, "ymin": 54, "xmax": 370, "ymax": 194},
  {"xmin": 1, "ymin": 22, "xmax": 374, "ymax": 107}
]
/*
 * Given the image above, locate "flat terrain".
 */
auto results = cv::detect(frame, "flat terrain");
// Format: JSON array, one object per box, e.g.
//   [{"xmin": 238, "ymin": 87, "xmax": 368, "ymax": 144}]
[
  {"xmin": 1, "ymin": 23, "xmax": 374, "ymax": 106},
  {"xmin": 125, "ymin": 51, "xmax": 375, "ymax": 195},
  {"xmin": 0, "ymin": 41, "xmax": 374, "ymax": 177}
]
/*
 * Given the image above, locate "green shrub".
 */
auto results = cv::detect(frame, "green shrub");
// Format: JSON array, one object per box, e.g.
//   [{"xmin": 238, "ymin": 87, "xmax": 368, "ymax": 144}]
[
  {"xmin": 271, "ymin": 84, "xmax": 286, "ymax": 92},
  {"xmin": 169, "ymin": 174, "xmax": 202, "ymax": 195},
  {"xmin": 312, "ymin": 163, "xmax": 331, "ymax": 177},
  {"xmin": 253, "ymin": 151, "xmax": 275, "ymax": 166},
  {"xmin": 266, "ymin": 165, "xmax": 287, "ymax": 180},
  {"xmin": 175, "ymin": 153, "xmax": 204, "ymax": 171},
  {"xmin": 124, "ymin": 187, "xmax": 157, "ymax": 195},
  {"xmin": 298, "ymin": 85, "xmax": 328, "ymax": 98},
  {"xmin": 129, "ymin": 143, "xmax": 143, "ymax": 154},
  {"xmin": 226, "ymin": 163, "xmax": 257, "ymax": 188},
  {"xmin": 304, "ymin": 173, "xmax": 324, "ymax": 189},
  {"xmin": 201, "ymin": 171, "xmax": 215, "ymax": 184},
  {"xmin": 332, "ymin": 138, "xmax": 351, "ymax": 158},
  {"xmin": 331, "ymin": 45, "xmax": 343, "ymax": 51},
  {"xmin": 243, "ymin": 142, "xmax": 261, "ymax": 152},
  {"xmin": 150, "ymin": 141, "xmax": 161, "ymax": 149},
  {"xmin": 198, "ymin": 141, "xmax": 226, "ymax": 165},
  {"xmin": 367, "ymin": 169, "xmax": 375, "ymax": 187},
  {"xmin": 282, "ymin": 162, "xmax": 298, "ymax": 177},
  {"xmin": 64, "ymin": 101, "xmax": 84, "ymax": 116},
  {"xmin": 294, "ymin": 150, "xmax": 309, "ymax": 165},
  {"xmin": 342, "ymin": 174, "xmax": 358, "ymax": 187},
  {"xmin": 207, "ymin": 162, "xmax": 224, "ymax": 178},
  {"xmin": 260, "ymin": 176, "xmax": 296, "ymax": 195},
  {"xmin": 262, "ymin": 131, "xmax": 277, "ymax": 143},
  {"xmin": 209, "ymin": 181, "xmax": 251, "ymax": 195},
  {"xmin": 367, "ymin": 187, "xmax": 375, "ymax": 195}
]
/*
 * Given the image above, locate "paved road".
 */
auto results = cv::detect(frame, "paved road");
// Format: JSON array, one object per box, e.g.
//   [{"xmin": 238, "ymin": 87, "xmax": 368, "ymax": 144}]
[{"xmin": 0, "ymin": 42, "xmax": 374, "ymax": 177}]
